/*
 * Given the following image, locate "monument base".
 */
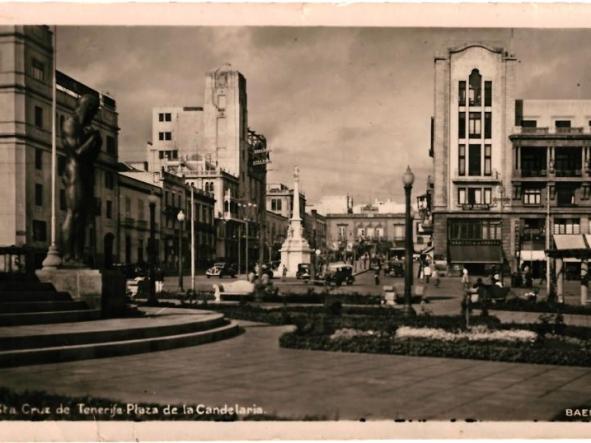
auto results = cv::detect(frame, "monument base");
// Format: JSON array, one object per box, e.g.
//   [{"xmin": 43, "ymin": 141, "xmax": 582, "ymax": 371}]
[
  {"xmin": 36, "ymin": 268, "xmax": 102, "ymax": 310},
  {"xmin": 280, "ymin": 248, "xmax": 312, "ymax": 278},
  {"xmin": 35, "ymin": 268, "xmax": 127, "ymax": 316}
]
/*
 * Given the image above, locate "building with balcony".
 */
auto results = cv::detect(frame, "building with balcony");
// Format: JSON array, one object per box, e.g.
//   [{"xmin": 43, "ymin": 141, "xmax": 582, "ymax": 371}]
[
  {"xmin": 146, "ymin": 66, "xmax": 269, "ymax": 267},
  {"xmin": 431, "ymin": 42, "xmax": 591, "ymax": 276},
  {"xmin": 0, "ymin": 26, "xmax": 120, "ymax": 269}
]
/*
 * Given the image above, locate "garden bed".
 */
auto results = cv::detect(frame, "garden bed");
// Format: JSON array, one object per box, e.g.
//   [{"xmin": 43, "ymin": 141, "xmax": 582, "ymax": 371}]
[
  {"xmin": 474, "ymin": 298, "xmax": 591, "ymax": 316},
  {"xmin": 219, "ymin": 291, "xmax": 382, "ymax": 305},
  {"xmin": 278, "ymin": 311, "xmax": 591, "ymax": 367}
]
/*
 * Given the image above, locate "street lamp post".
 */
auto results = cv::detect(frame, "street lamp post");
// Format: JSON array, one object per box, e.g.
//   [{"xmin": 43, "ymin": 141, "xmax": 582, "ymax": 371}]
[
  {"xmin": 190, "ymin": 185, "xmax": 195, "ymax": 293},
  {"xmin": 177, "ymin": 209, "xmax": 185, "ymax": 291},
  {"xmin": 402, "ymin": 166, "xmax": 416, "ymax": 316},
  {"xmin": 147, "ymin": 193, "xmax": 159, "ymax": 306}
]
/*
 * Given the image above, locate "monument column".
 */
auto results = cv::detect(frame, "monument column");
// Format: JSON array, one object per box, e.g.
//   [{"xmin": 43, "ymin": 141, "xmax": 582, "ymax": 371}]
[{"xmin": 279, "ymin": 167, "xmax": 312, "ymax": 277}]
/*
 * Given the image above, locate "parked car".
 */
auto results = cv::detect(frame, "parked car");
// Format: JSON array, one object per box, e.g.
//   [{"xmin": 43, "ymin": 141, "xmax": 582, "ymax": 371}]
[
  {"xmin": 325, "ymin": 262, "xmax": 355, "ymax": 286},
  {"xmin": 296, "ymin": 263, "xmax": 311, "ymax": 280},
  {"xmin": 206, "ymin": 262, "xmax": 237, "ymax": 278},
  {"xmin": 387, "ymin": 260, "xmax": 404, "ymax": 277}
]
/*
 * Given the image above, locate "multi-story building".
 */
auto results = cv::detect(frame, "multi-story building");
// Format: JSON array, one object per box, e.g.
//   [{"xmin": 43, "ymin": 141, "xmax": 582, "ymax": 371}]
[
  {"xmin": 0, "ymin": 26, "xmax": 120, "ymax": 268},
  {"xmin": 120, "ymin": 166, "xmax": 216, "ymax": 272},
  {"xmin": 304, "ymin": 210, "xmax": 327, "ymax": 253},
  {"xmin": 147, "ymin": 66, "xmax": 269, "ymax": 266},
  {"xmin": 325, "ymin": 210, "xmax": 422, "ymax": 257},
  {"xmin": 118, "ymin": 170, "xmax": 162, "ymax": 267},
  {"xmin": 266, "ymin": 182, "xmax": 306, "ymax": 220},
  {"xmin": 265, "ymin": 210, "xmax": 289, "ymax": 261},
  {"xmin": 431, "ymin": 42, "xmax": 591, "ymax": 277},
  {"xmin": 309, "ymin": 195, "xmax": 353, "ymax": 216}
]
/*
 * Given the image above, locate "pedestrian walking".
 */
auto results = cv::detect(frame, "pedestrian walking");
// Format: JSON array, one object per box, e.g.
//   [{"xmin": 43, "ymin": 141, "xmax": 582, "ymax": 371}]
[
  {"xmin": 432, "ymin": 268, "xmax": 440, "ymax": 287},
  {"xmin": 155, "ymin": 266, "xmax": 164, "ymax": 294},
  {"xmin": 424, "ymin": 263, "xmax": 432, "ymax": 283},
  {"xmin": 461, "ymin": 265, "xmax": 470, "ymax": 289},
  {"xmin": 282, "ymin": 264, "xmax": 287, "ymax": 281},
  {"xmin": 374, "ymin": 269, "xmax": 380, "ymax": 286}
]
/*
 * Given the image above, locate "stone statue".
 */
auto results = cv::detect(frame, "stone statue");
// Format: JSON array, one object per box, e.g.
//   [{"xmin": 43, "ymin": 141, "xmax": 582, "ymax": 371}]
[{"xmin": 61, "ymin": 94, "xmax": 102, "ymax": 265}]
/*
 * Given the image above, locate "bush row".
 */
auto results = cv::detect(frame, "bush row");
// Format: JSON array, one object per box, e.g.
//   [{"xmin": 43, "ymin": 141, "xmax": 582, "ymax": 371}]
[
  {"xmin": 476, "ymin": 298, "xmax": 591, "ymax": 316},
  {"xmin": 279, "ymin": 332, "xmax": 591, "ymax": 367},
  {"xmin": 219, "ymin": 291, "xmax": 382, "ymax": 305}
]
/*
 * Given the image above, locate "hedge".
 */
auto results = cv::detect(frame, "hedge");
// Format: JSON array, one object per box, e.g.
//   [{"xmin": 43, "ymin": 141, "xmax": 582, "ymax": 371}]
[
  {"xmin": 475, "ymin": 298, "xmax": 591, "ymax": 316},
  {"xmin": 279, "ymin": 332, "xmax": 591, "ymax": 367},
  {"xmin": 220, "ymin": 291, "xmax": 382, "ymax": 305}
]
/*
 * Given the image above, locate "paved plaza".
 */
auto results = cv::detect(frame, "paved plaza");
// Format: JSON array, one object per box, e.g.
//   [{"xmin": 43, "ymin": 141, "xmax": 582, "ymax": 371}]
[{"xmin": 1, "ymin": 320, "xmax": 590, "ymax": 421}]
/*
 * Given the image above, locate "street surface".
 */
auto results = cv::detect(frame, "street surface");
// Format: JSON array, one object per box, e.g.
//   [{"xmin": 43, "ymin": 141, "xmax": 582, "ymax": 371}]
[{"xmin": 0, "ymin": 320, "xmax": 589, "ymax": 420}]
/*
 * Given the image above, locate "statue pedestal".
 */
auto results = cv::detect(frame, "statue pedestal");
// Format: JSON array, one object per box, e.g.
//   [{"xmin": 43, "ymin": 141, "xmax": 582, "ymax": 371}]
[
  {"xmin": 36, "ymin": 268, "xmax": 102, "ymax": 310},
  {"xmin": 280, "ymin": 238, "xmax": 312, "ymax": 278},
  {"xmin": 35, "ymin": 268, "xmax": 127, "ymax": 316}
]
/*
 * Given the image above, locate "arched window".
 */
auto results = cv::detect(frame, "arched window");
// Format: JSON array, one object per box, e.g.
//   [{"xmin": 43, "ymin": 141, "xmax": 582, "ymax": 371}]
[{"xmin": 469, "ymin": 69, "xmax": 482, "ymax": 106}]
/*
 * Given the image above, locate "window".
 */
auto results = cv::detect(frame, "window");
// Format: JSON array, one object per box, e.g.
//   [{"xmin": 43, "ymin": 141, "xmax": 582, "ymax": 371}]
[
  {"xmin": 35, "ymin": 183, "xmax": 43, "ymax": 206},
  {"xmin": 172, "ymin": 150, "xmax": 178, "ymax": 159},
  {"xmin": 159, "ymin": 131, "xmax": 172, "ymax": 141},
  {"xmin": 483, "ymin": 188, "xmax": 492, "ymax": 205},
  {"xmin": 165, "ymin": 113, "xmax": 171, "ymax": 122},
  {"xmin": 458, "ymin": 112, "xmax": 466, "ymax": 138},
  {"xmin": 484, "ymin": 81, "xmax": 492, "ymax": 106},
  {"xmin": 554, "ymin": 218, "xmax": 580, "ymax": 235},
  {"xmin": 271, "ymin": 198, "xmax": 282, "ymax": 212},
  {"xmin": 366, "ymin": 227, "xmax": 375, "ymax": 239},
  {"xmin": 106, "ymin": 136, "xmax": 116, "ymax": 155},
  {"xmin": 556, "ymin": 120, "xmax": 571, "ymax": 128},
  {"xmin": 469, "ymin": 69, "xmax": 482, "ymax": 106},
  {"xmin": 31, "ymin": 59, "xmax": 45, "ymax": 81},
  {"xmin": 523, "ymin": 188, "xmax": 542, "ymax": 205},
  {"xmin": 217, "ymin": 95, "xmax": 226, "ymax": 110},
  {"xmin": 468, "ymin": 144, "xmax": 482, "ymax": 176},
  {"xmin": 337, "ymin": 226, "xmax": 347, "ymax": 240},
  {"xmin": 469, "ymin": 112, "xmax": 481, "ymax": 138},
  {"xmin": 158, "ymin": 113, "xmax": 164, "ymax": 122},
  {"xmin": 59, "ymin": 189, "xmax": 66, "ymax": 211},
  {"xmin": 458, "ymin": 144, "xmax": 466, "ymax": 176},
  {"xmin": 458, "ymin": 81, "xmax": 466, "ymax": 106},
  {"xmin": 105, "ymin": 171, "xmax": 114, "ymax": 190},
  {"xmin": 34, "ymin": 106, "xmax": 43, "ymax": 129},
  {"xmin": 484, "ymin": 112, "xmax": 492, "ymax": 138},
  {"xmin": 32, "ymin": 220, "xmax": 47, "ymax": 242},
  {"xmin": 125, "ymin": 197, "xmax": 131, "ymax": 217},
  {"xmin": 35, "ymin": 148, "xmax": 43, "ymax": 170},
  {"xmin": 522, "ymin": 120, "xmax": 537, "ymax": 128},
  {"xmin": 458, "ymin": 188, "xmax": 466, "ymax": 205},
  {"xmin": 393, "ymin": 224, "xmax": 404, "ymax": 239},
  {"xmin": 468, "ymin": 188, "xmax": 482, "ymax": 205},
  {"xmin": 484, "ymin": 144, "xmax": 492, "ymax": 176},
  {"xmin": 138, "ymin": 199, "xmax": 145, "ymax": 221},
  {"xmin": 448, "ymin": 219, "xmax": 501, "ymax": 241},
  {"xmin": 376, "ymin": 227, "xmax": 384, "ymax": 239},
  {"xmin": 106, "ymin": 200, "xmax": 113, "ymax": 219},
  {"xmin": 58, "ymin": 156, "xmax": 66, "ymax": 175},
  {"xmin": 159, "ymin": 151, "xmax": 164, "ymax": 159}
]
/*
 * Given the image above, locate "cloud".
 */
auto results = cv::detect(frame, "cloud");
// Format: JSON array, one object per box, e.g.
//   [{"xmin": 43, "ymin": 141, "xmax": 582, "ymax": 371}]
[{"xmin": 57, "ymin": 27, "xmax": 591, "ymax": 205}]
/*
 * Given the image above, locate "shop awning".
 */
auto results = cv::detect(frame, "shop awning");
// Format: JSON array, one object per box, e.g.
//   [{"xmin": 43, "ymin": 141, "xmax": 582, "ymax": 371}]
[
  {"xmin": 549, "ymin": 235, "xmax": 591, "ymax": 259},
  {"xmin": 554, "ymin": 234, "xmax": 588, "ymax": 251},
  {"xmin": 448, "ymin": 244, "xmax": 504, "ymax": 264}
]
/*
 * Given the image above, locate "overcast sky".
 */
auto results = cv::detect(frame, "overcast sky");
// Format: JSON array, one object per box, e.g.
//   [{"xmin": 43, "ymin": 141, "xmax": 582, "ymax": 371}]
[{"xmin": 58, "ymin": 27, "xmax": 591, "ymax": 205}]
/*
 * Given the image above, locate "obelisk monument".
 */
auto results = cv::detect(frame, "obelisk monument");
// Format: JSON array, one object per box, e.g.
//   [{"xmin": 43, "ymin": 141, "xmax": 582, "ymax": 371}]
[{"xmin": 279, "ymin": 167, "xmax": 312, "ymax": 277}]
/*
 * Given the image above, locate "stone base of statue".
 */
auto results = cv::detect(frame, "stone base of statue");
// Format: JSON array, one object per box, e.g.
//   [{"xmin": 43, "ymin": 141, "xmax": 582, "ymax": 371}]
[
  {"xmin": 35, "ymin": 268, "xmax": 127, "ymax": 317},
  {"xmin": 280, "ymin": 237, "xmax": 312, "ymax": 278}
]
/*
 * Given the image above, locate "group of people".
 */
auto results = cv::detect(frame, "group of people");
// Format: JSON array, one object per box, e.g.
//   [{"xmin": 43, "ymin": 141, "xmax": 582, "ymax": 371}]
[{"xmin": 420, "ymin": 260, "xmax": 440, "ymax": 287}]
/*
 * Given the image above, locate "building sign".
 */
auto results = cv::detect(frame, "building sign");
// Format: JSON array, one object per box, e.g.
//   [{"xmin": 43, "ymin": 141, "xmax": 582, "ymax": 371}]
[{"xmin": 461, "ymin": 203, "xmax": 490, "ymax": 211}]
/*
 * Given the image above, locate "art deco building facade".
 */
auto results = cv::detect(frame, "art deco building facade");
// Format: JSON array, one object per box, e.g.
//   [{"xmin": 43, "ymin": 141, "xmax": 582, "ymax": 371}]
[{"xmin": 431, "ymin": 43, "xmax": 591, "ymax": 276}]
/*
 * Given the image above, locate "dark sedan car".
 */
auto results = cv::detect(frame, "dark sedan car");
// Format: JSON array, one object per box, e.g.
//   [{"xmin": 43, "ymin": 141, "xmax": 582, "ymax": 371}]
[{"xmin": 206, "ymin": 262, "xmax": 237, "ymax": 278}]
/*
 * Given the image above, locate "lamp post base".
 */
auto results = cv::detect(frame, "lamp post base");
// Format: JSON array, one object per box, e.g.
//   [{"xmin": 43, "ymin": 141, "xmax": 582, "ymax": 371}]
[
  {"xmin": 41, "ymin": 244, "xmax": 62, "ymax": 270},
  {"xmin": 402, "ymin": 304, "xmax": 416, "ymax": 317}
]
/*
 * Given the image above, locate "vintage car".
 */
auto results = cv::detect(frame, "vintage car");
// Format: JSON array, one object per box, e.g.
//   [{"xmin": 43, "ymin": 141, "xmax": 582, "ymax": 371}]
[
  {"xmin": 387, "ymin": 260, "xmax": 405, "ymax": 278},
  {"xmin": 296, "ymin": 263, "xmax": 311, "ymax": 280},
  {"xmin": 325, "ymin": 262, "xmax": 355, "ymax": 286},
  {"xmin": 206, "ymin": 262, "xmax": 237, "ymax": 278}
]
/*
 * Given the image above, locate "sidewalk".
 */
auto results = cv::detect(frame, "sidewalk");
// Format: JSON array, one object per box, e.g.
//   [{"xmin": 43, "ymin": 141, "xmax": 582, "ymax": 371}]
[{"xmin": 0, "ymin": 322, "xmax": 589, "ymax": 420}]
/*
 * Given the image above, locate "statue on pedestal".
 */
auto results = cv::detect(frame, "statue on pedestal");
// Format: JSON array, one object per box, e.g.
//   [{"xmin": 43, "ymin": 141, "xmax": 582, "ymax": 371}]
[{"xmin": 61, "ymin": 94, "xmax": 102, "ymax": 266}]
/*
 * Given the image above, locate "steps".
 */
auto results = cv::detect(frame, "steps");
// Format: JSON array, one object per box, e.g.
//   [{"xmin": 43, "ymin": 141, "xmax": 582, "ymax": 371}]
[
  {"xmin": 0, "ymin": 308, "xmax": 241, "ymax": 367},
  {"xmin": 0, "ymin": 274, "xmax": 97, "ymax": 326}
]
